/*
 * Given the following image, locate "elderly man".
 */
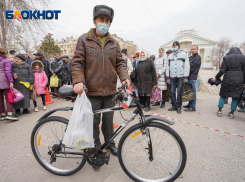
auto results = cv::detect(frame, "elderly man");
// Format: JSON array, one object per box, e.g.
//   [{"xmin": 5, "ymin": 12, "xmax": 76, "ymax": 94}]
[
  {"xmin": 71, "ymin": 5, "xmax": 130, "ymax": 170},
  {"xmin": 166, "ymin": 41, "xmax": 190, "ymax": 114}
]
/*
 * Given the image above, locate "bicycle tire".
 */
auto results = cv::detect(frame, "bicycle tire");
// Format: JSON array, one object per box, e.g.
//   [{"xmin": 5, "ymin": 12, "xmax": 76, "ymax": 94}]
[
  {"xmin": 118, "ymin": 122, "xmax": 187, "ymax": 182},
  {"xmin": 30, "ymin": 116, "xmax": 87, "ymax": 176}
]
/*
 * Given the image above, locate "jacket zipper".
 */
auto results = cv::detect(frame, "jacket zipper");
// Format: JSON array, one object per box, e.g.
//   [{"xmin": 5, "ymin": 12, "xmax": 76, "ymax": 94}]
[
  {"xmin": 87, "ymin": 37, "xmax": 110, "ymax": 96},
  {"xmin": 102, "ymin": 40, "xmax": 110, "ymax": 96}
]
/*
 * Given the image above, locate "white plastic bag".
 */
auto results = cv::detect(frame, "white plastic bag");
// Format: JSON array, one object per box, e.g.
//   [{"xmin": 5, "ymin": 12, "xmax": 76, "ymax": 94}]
[{"xmin": 63, "ymin": 92, "xmax": 94, "ymax": 149}]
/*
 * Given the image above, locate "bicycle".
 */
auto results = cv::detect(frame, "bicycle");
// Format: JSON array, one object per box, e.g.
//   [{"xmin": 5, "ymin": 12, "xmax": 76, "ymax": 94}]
[{"xmin": 31, "ymin": 84, "xmax": 187, "ymax": 182}]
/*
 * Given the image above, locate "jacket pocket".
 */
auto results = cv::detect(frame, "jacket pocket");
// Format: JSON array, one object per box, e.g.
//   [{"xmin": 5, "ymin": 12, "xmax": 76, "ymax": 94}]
[
  {"xmin": 108, "ymin": 46, "xmax": 117, "ymax": 56},
  {"xmin": 85, "ymin": 44, "xmax": 98, "ymax": 58}
]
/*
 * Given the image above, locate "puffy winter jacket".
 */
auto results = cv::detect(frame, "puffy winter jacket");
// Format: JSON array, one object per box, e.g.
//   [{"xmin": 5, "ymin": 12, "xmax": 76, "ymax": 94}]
[
  {"xmin": 154, "ymin": 56, "xmax": 167, "ymax": 91},
  {"xmin": 215, "ymin": 47, "xmax": 245, "ymax": 98},
  {"xmin": 0, "ymin": 56, "xmax": 13, "ymax": 89},
  {"xmin": 167, "ymin": 50, "xmax": 190, "ymax": 78}
]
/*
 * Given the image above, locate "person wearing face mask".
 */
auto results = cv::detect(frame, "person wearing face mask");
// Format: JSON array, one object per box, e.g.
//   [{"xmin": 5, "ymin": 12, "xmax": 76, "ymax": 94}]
[
  {"xmin": 166, "ymin": 41, "xmax": 190, "ymax": 114},
  {"xmin": 135, "ymin": 51, "xmax": 157, "ymax": 112},
  {"xmin": 72, "ymin": 5, "xmax": 130, "ymax": 169},
  {"xmin": 153, "ymin": 48, "xmax": 167, "ymax": 108}
]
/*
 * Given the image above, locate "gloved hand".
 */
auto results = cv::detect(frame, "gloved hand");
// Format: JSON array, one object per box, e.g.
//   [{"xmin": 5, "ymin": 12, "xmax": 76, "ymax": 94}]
[
  {"xmin": 167, "ymin": 79, "xmax": 171, "ymax": 85},
  {"xmin": 20, "ymin": 81, "xmax": 30, "ymax": 88}
]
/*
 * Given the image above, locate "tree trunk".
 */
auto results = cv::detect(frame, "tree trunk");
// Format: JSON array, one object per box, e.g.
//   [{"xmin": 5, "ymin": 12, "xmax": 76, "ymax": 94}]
[{"xmin": 0, "ymin": 0, "xmax": 7, "ymax": 48}]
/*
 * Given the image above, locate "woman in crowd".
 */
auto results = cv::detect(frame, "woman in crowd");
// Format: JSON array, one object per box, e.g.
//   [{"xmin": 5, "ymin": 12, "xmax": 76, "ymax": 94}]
[
  {"xmin": 0, "ymin": 48, "xmax": 18, "ymax": 121},
  {"xmin": 135, "ymin": 51, "xmax": 157, "ymax": 112},
  {"xmin": 31, "ymin": 60, "xmax": 48, "ymax": 112},
  {"xmin": 153, "ymin": 48, "xmax": 168, "ymax": 108},
  {"xmin": 212, "ymin": 47, "xmax": 245, "ymax": 119},
  {"xmin": 12, "ymin": 54, "xmax": 33, "ymax": 117}
]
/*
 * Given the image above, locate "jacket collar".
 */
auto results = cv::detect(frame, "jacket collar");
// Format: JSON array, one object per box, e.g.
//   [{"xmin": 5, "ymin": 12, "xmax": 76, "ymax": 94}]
[
  {"xmin": 86, "ymin": 28, "xmax": 114, "ymax": 43},
  {"xmin": 190, "ymin": 53, "xmax": 199, "ymax": 59}
]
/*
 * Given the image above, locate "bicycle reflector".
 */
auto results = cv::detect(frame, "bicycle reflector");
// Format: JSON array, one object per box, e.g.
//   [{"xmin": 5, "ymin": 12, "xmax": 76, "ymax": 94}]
[
  {"xmin": 131, "ymin": 131, "xmax": 142, "ymax": 139},
  {"xmin": 37, "ymin": 134, "xmax": 42, "ymax": 146}
]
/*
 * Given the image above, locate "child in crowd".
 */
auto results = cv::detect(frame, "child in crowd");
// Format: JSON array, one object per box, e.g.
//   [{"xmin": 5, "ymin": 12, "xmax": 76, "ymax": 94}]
[{"xmin": 31, "ymin": 60, "xmax": 48, "ymax": 111}]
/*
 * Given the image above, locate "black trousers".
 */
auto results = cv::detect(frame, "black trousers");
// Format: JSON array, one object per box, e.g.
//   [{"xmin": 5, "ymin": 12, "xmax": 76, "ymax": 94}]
[
  {"xmin": 162, "ymin": 90, "xmax": 167, "ymax": 104},
  {"xmin": 166, "ymin": 85, "xmax": 171, "ymax": 101},
  {"xmin": 87, "ymin": 95, "xmax": 115, "ymax": 147},
  {"xmin": 139, "ymin": 96, "xmax": 151, "ymax": 108},
  {"xmin": 33, "ymin": 94, "xmax": 46, "ymax": 107}
]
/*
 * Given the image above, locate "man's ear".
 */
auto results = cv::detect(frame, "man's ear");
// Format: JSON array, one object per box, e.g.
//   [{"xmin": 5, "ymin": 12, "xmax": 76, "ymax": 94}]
[{"xmin": 93, "ymin": 19, "xmax": 97, "ymax": 26}]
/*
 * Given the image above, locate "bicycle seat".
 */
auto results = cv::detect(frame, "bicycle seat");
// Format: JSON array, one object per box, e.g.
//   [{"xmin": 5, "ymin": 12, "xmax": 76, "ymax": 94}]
[{"xmin": 59, "ymin": 86, "xmax": 75, "ymax": 97}]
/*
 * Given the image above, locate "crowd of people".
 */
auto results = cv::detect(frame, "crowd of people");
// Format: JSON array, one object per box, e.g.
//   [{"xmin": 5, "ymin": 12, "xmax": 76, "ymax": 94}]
[
  {"xmin": 0, "ymin": 4, "xmax": 244, "ymax": 172},
  {"xmin": 0, "ymin": 48, "xmax": 72, "ymax": 121},
  {"xmin": 131, "ymin": 41, "xmax": 201, "ymax": 114}
]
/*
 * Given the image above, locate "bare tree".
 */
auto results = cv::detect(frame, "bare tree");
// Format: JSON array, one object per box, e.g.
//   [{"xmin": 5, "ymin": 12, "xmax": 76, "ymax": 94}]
[
  {"xmin": 0, "ymin": 0, "xmax": 51, "ymax": 50},
  {"xmin": 240, "ymin": 42, "xmax": 245, "ymax": 55},
  {"xmin": 213, "ymin": 37, "xmax": 231, "ymax": 68}
]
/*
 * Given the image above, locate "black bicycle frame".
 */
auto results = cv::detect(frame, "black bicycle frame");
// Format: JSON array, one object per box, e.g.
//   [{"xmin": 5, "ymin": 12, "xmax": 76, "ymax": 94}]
[{"xmin": 57, "ymin": 101, "xmax": 149, "ymax": 156}]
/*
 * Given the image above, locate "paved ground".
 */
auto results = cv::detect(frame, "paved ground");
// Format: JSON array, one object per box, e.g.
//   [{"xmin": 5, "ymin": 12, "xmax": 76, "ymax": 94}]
[
  {"xmin": 199, "ymin": 69, "xmax": 220, "ymax": 95},
  {"xmin": 0, "ymin": 90, "xmax": 245, "ymax": 182}
]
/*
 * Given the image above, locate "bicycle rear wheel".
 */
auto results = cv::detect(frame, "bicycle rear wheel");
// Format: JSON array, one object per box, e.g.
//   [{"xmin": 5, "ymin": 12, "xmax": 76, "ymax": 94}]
[
  {"xmin": 118, "ymin": 122, "xmax": 187, "ymax": 182},
  {"xmin": 30, "ymin": 116, "xmax": 86, "ymax": 176}
]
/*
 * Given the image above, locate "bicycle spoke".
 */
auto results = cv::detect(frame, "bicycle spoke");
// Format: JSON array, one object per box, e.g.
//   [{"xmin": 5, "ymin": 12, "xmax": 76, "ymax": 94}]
[{"xmin": 120, "ymin": 124, "xmax": 185, "ymax": 182}]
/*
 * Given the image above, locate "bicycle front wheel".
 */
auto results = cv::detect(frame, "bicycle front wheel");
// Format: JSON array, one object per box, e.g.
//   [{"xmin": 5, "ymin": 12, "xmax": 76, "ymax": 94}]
[
  {"xmin": 31, "ymin": 116, "xmax": 87, "ymax": 176},
  {"xmin": 118, "ymin": 122, "xmax": 187, "ymax": 182}
]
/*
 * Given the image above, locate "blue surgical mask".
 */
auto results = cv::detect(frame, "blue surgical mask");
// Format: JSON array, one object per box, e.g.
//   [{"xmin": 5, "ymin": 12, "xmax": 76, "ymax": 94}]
[
  {"xmin": 140, "ymin": 58, "xmax": 146, "ymax": 61},
  {"xmin": 173, "ymin": 47, "xmax": 178, "ymax": 52},
  {"xmin": 97, "ymin": 23, "xmax": 109, "ymax": 36}
]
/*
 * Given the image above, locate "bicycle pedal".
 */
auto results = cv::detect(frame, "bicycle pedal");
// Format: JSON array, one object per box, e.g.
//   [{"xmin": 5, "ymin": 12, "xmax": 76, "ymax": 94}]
[{"xmin": 104, "ymin": 150, "xmax": 110, "ymax": 165}]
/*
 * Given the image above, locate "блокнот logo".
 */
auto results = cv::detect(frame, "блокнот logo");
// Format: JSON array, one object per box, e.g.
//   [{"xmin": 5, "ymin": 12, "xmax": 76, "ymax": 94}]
[{"xmin": 5, "ymin": 10, "xmax": 61, "ymax": 20}]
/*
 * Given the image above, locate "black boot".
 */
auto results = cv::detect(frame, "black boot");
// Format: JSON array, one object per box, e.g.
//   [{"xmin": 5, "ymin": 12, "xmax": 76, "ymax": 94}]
[
  {"xmin": 107, "ymin": 145, "xmax": 118, "ymax": 157},
  {"xmin": 152, "ymin": 103, "xmax": 160, "ymax": 106},
  {"xmin": 160, "ymin": 102, "xmax": 165, "ymax": 108},
  {"xmin": 15, "ymin": 109, "xmax": 21, "ymax": 117}
]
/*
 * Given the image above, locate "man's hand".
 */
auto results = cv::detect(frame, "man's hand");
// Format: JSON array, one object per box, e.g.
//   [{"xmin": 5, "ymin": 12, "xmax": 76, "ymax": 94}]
[
  {"xmin": 157, "ymin": 74, "xmax": 160, "ymax": 79},
  {"xmin": 211, "ymin": 78, "xmax": 217, "ymax": 83},
  {"xmin": 122, "ymin": 79, "xmax": 131, "ymax": 88},
  {"xmin": 13, "ymin": 73, "xmax": 18, "ymax": 79},
  {"xmin": 74, "ymin": 83, "xmax": 85, "ymax": 95}
]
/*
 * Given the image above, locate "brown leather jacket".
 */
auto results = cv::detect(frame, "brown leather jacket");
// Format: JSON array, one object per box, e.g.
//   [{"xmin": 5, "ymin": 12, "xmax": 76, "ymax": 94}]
[{"xmin": 72, "ymin": 28, "xmax": 129, "ymax": 96}]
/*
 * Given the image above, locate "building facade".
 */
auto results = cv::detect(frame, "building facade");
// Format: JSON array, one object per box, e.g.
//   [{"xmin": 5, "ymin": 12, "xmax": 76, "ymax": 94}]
[
  {"xmin": 161, "ymin": 29, "xmax": 216, "ymax": 69},
  {"xmin": 55, "ymin": 35, "xmax": 137, "ymax": 62}
]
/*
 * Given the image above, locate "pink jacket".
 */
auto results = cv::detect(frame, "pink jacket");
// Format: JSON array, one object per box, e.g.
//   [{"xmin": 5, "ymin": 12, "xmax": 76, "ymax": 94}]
[{"xmin": 34, "ymin": 71, "xmax": 48, "ymax": 94}]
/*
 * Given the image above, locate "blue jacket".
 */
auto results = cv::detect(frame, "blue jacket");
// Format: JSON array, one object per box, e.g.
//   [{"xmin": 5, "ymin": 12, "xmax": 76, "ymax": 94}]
[
  {"xmin": 26, "ymin": 57, "xmax": 33, "ymax": 66},
  {"xmin": 166, "ymin": 50, "xmax": 190, "ymax": 78}
]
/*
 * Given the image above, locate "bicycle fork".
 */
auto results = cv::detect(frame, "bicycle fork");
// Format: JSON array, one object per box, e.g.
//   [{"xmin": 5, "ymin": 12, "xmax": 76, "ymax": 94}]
[{"xmin": 141, "ymin": 116, "xmax": 153, "ymax": 161}]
